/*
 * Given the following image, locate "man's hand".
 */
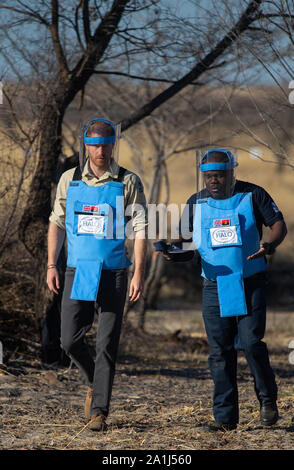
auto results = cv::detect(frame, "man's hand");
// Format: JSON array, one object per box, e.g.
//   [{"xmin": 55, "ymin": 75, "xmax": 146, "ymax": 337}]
[
  {"xmin": 47, "ymin": 267, "xmax": 60, "ymax": 295},
  {"xmin": 247, "ymin": 242, "xmax": 274, "ymax": 261},
  {"xmin": 248, "ymin": 220, "xmax": 287, "ymax": 261},
  {"xmin": 130, "ymin": 229, "xmax": 147, "ymax": 302},
  {"xmin": 129, "ymin": 271, "xmax": 144, "ymax": 302},
  {"xmin": 47, "ymin": 222, "xmax": 65, "ymax": 294},
  {"xmin": 162, "ymin": 252, "xmax": 173, "ymax": 261},
  {"xmin": 153, "ymin": 240, "xmax": 174, "ymax": 261}
]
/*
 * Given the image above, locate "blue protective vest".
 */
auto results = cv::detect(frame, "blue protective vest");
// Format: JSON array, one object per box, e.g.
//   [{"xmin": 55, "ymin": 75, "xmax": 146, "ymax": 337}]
[
  {"xmin": 193, "ymin": 192, "xmax": 267, "ymax": 317},
  {"xmin": 65, "ymin": 178, "xmax": 131, "ymax": 301}
]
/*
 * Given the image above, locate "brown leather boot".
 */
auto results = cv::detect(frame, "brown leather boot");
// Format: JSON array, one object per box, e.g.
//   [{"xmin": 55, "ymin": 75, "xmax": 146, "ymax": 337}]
[
  {"xmin": 88, "ymin": 414, "xmax": 107, "ymax": 431},
  {"xmin": 84, "ymin": 387, "xmax": 93, "ymax": 419}
]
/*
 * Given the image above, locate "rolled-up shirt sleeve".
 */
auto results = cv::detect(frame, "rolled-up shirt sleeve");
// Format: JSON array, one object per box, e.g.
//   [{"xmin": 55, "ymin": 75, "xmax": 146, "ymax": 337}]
[
  {"xmin": 124, "ymin": 173, "xmax": 148, "ymax": 232},
  {"xmin": 49, "ymin": 169, "xmax": 73, "ymax": 230}
]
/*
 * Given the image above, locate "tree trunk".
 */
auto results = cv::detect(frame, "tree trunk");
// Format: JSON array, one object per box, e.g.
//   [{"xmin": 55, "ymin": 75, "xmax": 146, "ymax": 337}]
[
  {"xmin": 18, "ymin": 101, "xmax": 64, "ymax": 331},
  {"xmin": 145, "ymin": 252, "xmax": 166, "ymax": 310},
  {"xmin": 137, "ymin": 249, "xmax": 165, "ymax": 330}
]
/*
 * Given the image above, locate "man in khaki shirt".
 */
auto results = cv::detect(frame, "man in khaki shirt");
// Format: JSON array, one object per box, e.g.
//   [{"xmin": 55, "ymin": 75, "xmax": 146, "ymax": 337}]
[
  {"xmin": 47, "ymin": 119, "xmax": 147, "ymax": 431},
  {"xmin": 49, "ymin": 158, "xmax": 147, "ymax": 234}
]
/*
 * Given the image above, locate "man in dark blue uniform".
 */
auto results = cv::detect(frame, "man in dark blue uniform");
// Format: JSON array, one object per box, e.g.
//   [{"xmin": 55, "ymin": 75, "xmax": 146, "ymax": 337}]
[
  {"xmin": 157, "ymin": 148, "xmax": 287, "ymax": 431},
  {"xmin": 186, "ymin": 149, "xmax": 287, "ymax": 431}
]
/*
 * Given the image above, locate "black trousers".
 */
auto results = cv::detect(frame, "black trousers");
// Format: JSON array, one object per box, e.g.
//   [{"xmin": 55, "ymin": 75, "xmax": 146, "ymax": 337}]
[
  {"xmin": 60, "ymin": 267, "xmax": 128, "ymax": 417},
  {"xmin": 202, "ymin": 272, "xmax": 277, "ymax": 424}
]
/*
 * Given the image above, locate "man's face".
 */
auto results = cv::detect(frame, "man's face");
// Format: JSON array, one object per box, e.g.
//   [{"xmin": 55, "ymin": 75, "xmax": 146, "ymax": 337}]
[
  {"xmin": 85, "ymin": 133, "xmax": 113, "ymax": 170},
  {"xmin": 203, "ymin": 170, "xmax": 233, "ymax": 199}
]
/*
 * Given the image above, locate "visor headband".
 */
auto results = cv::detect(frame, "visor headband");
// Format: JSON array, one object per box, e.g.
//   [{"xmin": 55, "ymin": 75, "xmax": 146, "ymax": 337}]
[
  {"xmin": 200, "ymin": 148, "xmax": 238, "ymax": 172},
  {"xmin": 84, "ymin": 118, "xmax": 116, "ymax": 145},
  {"xmin": 200, "ymin": 162, "xmax": 237, "ymax": 171}
]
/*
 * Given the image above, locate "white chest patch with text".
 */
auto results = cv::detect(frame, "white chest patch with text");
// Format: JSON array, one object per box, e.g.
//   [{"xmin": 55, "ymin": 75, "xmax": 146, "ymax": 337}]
[
  {"xmin": 210, "ymin": 225, "xmax": 238, "ymax": 246},
  {"xmin": 77, "ymin": 214, "xmax": 105, "ymax": 235}
]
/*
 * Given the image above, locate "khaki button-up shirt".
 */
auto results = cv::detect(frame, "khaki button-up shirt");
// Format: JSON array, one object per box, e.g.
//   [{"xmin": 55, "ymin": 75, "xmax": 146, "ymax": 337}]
[{"xmin": 49, "ymin": 159, "xmax": 147, "ymax": 233}]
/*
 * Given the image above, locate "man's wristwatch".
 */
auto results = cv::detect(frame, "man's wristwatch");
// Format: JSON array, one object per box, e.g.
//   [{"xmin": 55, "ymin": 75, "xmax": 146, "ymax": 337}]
[{"xmin": 262, "ymin": 242, "xmax": 275, "ymax": 255}]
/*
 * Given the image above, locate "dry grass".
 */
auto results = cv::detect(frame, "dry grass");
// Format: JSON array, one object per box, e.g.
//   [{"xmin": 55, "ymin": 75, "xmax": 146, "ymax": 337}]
[{"xmin": 1, "ymin": 306, "xmax": 294, "ymax": 451}]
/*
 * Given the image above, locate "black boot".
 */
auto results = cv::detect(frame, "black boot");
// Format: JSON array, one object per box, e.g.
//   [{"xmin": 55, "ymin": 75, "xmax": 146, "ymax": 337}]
[
  {"xmin": 203, "ymin": 421, "xmax": 237, "ymax": 432},
  {"xmin": 260, "ymin": 402, "xmax": 279, "ymax": 426}
]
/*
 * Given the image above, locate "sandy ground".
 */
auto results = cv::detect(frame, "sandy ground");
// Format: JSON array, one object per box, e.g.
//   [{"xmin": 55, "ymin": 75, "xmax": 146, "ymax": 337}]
[{"xmin": 1, "ymin": 308, "xmax": 294, "ymax": 451}]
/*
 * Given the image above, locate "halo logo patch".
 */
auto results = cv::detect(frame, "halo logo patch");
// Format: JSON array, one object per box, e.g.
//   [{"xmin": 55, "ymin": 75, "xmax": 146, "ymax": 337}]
[
  {"xmin": 78, "ymin": 214, "xmax": 104, "ymax": 234},
  {"xmin": 210, "ymin": 225, "xmax": 238, "ymax": 246}
]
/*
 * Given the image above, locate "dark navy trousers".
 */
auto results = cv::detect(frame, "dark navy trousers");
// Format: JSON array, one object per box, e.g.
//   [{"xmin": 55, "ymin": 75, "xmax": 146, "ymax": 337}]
[
  {"xmin": 60, "ymin": 267, "xmax": 128, "ymax": 417},
  {"xmin": 202, "ymin": 272, "xmax": 277, "ymax": 424}
]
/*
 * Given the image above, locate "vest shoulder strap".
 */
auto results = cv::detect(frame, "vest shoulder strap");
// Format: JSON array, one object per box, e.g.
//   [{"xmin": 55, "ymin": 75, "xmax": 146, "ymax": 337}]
[
  {"xmin": 117, "ymin": 166, "xmax": 127, "ymax": 182},
  {"xmin": 72, "ymin": 166, "xmax": 82, "ymax": 181}
]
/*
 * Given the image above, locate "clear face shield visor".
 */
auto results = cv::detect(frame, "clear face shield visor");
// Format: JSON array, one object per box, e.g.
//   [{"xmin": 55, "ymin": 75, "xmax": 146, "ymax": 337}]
[
  {"xmin": 196, "ymin": 148, "xmax": 238, "ymax": 199},
  {"xmin": 79, "ymin": 118, "xmax": 121, "ymax": 171}
]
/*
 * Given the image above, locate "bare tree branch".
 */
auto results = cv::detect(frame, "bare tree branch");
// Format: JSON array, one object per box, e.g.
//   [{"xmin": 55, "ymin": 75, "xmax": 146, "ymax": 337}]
[
  {"xmin": 69, "ymin": 0, "xmax": 131, "ymax": 82},
  {"xmin": 74, "ymin": 1, "xmax": 85, "ymax": 52},
  {"xmin": 0, "ymin": 4, "xmax": 49, "ymax": 26},
  {"xmin": 120, "ymin": 0, "xmax": 265, "ymax": 131},
  {"xmin": 93, "ymin": 69, "xmax": 202, "ymax": 85},
  {"xmin": 82, "ymin": 0, "xmax": 91, "ymax": 44},
  {"xmin": 50, "ymin": 0, "xmax": 69, "ymax": 82}
]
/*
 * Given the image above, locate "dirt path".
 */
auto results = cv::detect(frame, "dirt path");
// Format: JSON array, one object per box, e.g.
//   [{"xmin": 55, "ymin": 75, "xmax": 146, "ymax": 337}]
[{"xmin": 1, "ymin": 309, "xmax": 294, "ymax": 450}]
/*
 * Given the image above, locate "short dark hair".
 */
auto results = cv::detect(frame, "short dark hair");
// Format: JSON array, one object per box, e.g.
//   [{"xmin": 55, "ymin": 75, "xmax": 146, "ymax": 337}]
[
  {"xmin": 202, "ymin": 151, "xmax": 229, "ymax": 164},
  {"xmin": 86, "ymin": 121, "xmax": 114, "ymax": 137}
]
